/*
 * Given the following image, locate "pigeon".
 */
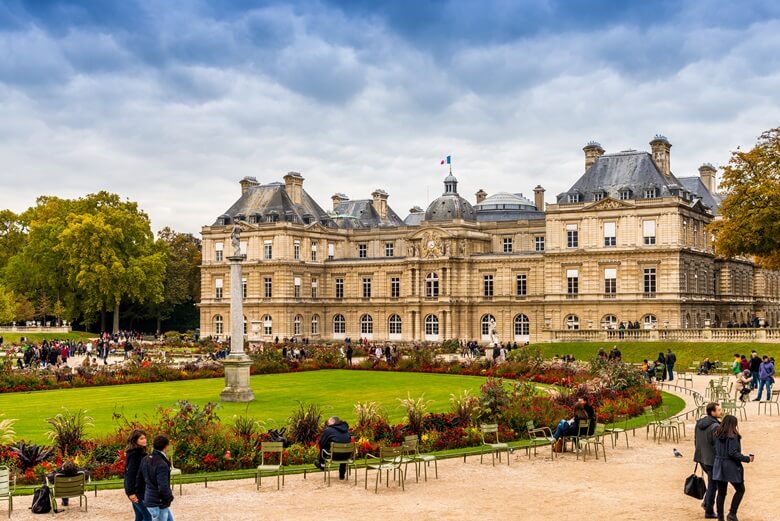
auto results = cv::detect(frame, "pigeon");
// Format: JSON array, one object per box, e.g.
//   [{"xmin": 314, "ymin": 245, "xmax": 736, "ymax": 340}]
[{"xmin": 673, "ymin": 448, "xmax": 683, "ymax": 458}]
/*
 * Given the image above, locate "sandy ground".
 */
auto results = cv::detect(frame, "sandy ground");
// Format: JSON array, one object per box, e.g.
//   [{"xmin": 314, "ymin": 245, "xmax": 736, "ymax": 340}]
[{"xmin": 8, "ymin": 375, "xmax": 779, "ymax": 521}]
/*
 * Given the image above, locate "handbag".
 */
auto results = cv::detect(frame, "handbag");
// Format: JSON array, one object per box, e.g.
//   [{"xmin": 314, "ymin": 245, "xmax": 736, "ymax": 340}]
[{"xmin": 684, "ymin": 463, "xmax": 707, "ymax": 500}]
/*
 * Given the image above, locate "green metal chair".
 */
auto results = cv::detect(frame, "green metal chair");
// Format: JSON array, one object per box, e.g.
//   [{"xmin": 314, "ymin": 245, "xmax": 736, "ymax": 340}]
[
  {"xmin": 365, "ymin": 446, "xmax": 405, "ymax": 493},
  {"xmin": 169, "ymin": 451, "xmax": 183, "ymax": 495},
  {"xmin": 758, "ymin": 390, "xmax": 780, "ymax": 416},
  {"xmin": 403, "ymin": 435, "xmax": 438, "ymax": 481},
  {"xmin": 256, "ymin": 441, "xmax": 285, "ymax": 490},
  {"xmin": 578, "ymin": 423, "xmax": 607, "ymax": 462},
  {"xmin": 322, "ymin": 442, "xmax": 357, "ymax": 486},
  {"xmin": 479, "ymin": 424, "xmax": 509, "ymax": 466},
  {"xmin": 0, "ymin": 466, "xmax": 14, "ymax": 519},
  {"xmin": 46, "ymin": 473, "xmax": 87, "ymax": 513},
  {"xmin": 604, "ymin": 414, "xmax": 629, "ymax": 449},
  {"xmin": 525, "ymin": 420, "xmax": 556, "ymax": 459}
]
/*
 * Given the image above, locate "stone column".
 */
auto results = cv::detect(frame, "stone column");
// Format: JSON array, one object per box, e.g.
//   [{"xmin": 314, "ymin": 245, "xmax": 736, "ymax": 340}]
[{"xmin": 221, "ymin": 254, "xmax": 255, "ymax": 402}]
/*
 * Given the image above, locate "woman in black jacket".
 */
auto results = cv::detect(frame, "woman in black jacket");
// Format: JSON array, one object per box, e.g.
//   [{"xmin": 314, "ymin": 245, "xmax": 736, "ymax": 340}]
[
  {"xmin": 124, "ymin": 429, "xmax": 151, "ymax": 521},
  {"xmin": 712, "ymin": 415, "xmax": 753, "ymax": 521}
]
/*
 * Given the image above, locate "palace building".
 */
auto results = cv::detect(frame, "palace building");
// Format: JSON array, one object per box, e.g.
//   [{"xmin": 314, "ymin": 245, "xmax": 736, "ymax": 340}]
[{"xmin": 198, "ymin": 136, "xmax": 780, "ymax": 343}]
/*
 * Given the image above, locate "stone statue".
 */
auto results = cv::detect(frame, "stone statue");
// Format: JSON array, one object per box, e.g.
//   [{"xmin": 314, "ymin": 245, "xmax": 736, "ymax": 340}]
[
  {"xmin": 488, "ymin": 317, "xmax": 500, "ymax": 347},
  {"xmin": 230, "ymin": 223, "xmax": 241, "ymax": 257}
]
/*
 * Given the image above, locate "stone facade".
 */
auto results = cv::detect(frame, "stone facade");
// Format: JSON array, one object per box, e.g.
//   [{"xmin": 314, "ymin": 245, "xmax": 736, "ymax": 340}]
[{"xmin": 199, "ymin": 137, "xmax": 780, "ymax": 343}]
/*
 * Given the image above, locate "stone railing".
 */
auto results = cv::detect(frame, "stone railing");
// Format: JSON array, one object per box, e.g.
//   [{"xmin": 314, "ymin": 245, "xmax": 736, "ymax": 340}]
[
  {"xmin": 547, "ymin": 327, "xmax": 780, "ymax": 343},
  {"xmin": 0, "ymin": 325, "xmax": 72, "ymax": 333}
]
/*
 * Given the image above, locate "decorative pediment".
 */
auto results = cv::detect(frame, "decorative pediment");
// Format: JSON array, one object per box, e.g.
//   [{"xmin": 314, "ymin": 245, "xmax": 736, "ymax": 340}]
[{"xmin": 584, "ymin": 197, "xmax": 634, "ymax": 211}]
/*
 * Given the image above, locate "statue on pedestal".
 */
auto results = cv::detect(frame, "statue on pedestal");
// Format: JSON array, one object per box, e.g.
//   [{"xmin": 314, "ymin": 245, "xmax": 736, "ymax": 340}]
[
  {"xmin": 488, "ymin": 317, "xmax": 500, "ymax": 347},
  {"xmin": 230, "ymin": 223, "xmax": 241, "ymax": 257}
]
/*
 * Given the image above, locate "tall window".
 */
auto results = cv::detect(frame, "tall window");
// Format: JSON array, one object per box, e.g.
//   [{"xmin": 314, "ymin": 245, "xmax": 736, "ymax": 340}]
[
  {"xmin": 603, "ymin": 222, "xmax": 616, "ymax": 247},
  {"xmin": 262, "ymin": 314, "xmax": 272, "ymax": 336},
  {"xmin": 390, "ymin": 277, "xmax": 400, "ymax": 298},
  {"xmin": 424, "ymin": 314, "xmax": 439, "ymax": 336},
  {"xmin": 643, "ymin": 314, "xmax": 657, "ymax": 329},
  {"xmin": 535, "ymin": 236, "xmax": 545, "ymax": 252},
  {"xmin": 242, "ymin": 278, "xmax": 247, "ymax": 299},
  {"xmin": 516, "ymin": 274, "xmax": 527, "ymax": 296},
  {"xmin": 215, "ymin": 278, "xmax": 223, "ymax": 299},
  {"xmin": 311, "ymin": 241, "xmax": 317, "ymax": 261},
  {"xmin": 385, "ymin": 242, "xmax": 394, "ymax": 257},
  {"xmin": 426, "ymin": 272, "xmax": 439, "ymax": 297},
  {"xmin": 294, "ymin": 277, "xmax": 301, "ymax": 298},
  {"xmin": 243, "ymin": 316, "xmax": 248, "ymax": 335},
  {"xmin": 335, "ymin": 278, "xmax": 344, "ymax": 298},
  {"xmin": 311, "ymin": 314, "xmax": 319, "ymax": 335},
  {"xmin": 362, "ymin": 277, "xmax": 372, "ymax": 298},
  {"xmin": 293, "ymin": 314, "xmax": 302, "ymax": 336},
  {"xmin": 215, "ymin": 242, "xmax": 223, "ymax": 262},
  {"xmin": 693, "ymin": 222, "xmax": 699, "ymax": 248},
  {"xmin": 293, "ymin": 240, "xmax": 300, "ymax": 260},
  {"xmin": 358, "ymin": 244, "xmax": 367, "ymax": 258},
  {"xmin": 483, "ymin": 275, "xmax": 494, "ymax": 297},
  {"xmin": 389, "ymin": 314, "xmax": 402, "ymax": 335},
  {"xmin": 264, "ymin": 277, "xmax": 272, "ymax": 298},
  {"xmin": 601, "ymin": 315, "xmax": 618, "ymax": 330},
  {"xmin": 311, "ymin": 278, "xmax": 318, "ymax": 298},
  {"xmin": 503, "ymin": 237, "xmax": 513, "ymax": 253},
  {"xmin": 567, "ymin": 269, "xmax": 579, "ymax": 295},
  {"xmin": 565, "ymin": 314, "xmax": 579, "ymax": 330},
  {"xmin": 263, "ymin": 240, "xmax": 272, "ymax": 260},
  {"xmin": 604, "ymin": 268, "xmax": 616, "ymax": 296},
  {"xmin": 644, "ymin": 268, "xmax": 657, "ymax": 295},
  {"xmin": 481, "ymin": 315, "xmax": 495, "ymax": 336},
  {"xmin": 643, "ymin": 220, "xmax": 657, "ymax": 245},
  {"xmin": 360, "ymin": 314, "xmax": 373, "ymax": 334},
  {"xmin": 566, "ymin": 224, "xmax": 578, "ymax": 248},
  {"xmin": 214, "ymin": 315, "xmax": 223, "ymax": 335},
  {"xmin": 327, "ymin": 243, "xmax": 334, "ymax": 260},
  {"xmin": 513, "ymin": 314, "xmax": 529, "ymax": 337},
  {"xmin": 619, "ymin": 190, "xmax": 631, "ymax": 200},
  {"xmin": 333, "ymin": 314, "xmax": 345, "ymax": 334}
]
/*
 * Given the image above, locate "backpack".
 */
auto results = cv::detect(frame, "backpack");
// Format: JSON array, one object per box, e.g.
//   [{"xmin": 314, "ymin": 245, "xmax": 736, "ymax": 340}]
[{"xmin": 31, "ymin": 485, "xmax": 53, "ymax": 514}]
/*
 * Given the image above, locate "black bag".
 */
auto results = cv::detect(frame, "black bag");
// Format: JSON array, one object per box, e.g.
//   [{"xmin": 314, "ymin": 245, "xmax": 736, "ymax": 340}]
[
  {"xmin": 31, "ymin": 485, "xmax": 53, "ymax": 514},
  {"xmin": 684, "ymin": 463, "xmax": 707, "ymax": 500}
]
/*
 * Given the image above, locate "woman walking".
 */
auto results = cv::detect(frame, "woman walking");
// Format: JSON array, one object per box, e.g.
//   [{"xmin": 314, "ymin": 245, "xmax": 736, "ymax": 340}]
[
  {"xmin": 124, "ymin": 429, "xmax": 152, "ymax": 521},
  {"xmin": 712, "ymin": 415, "xmax": 753, "ymax": 521}
]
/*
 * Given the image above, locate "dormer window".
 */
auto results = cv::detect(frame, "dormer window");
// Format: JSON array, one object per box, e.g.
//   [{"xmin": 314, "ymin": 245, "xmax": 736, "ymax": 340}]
[
  {"xmin": 567, "ymin": 193, "xmax": 581, "ymax": 203},
  {"xmin": 644, "ymin": 188, "xmax": 659, "ymax": 199},
  {"xmin": 593, "ymin": 192, "xmax": 605, "ymax": 202},
  {"xmin": 618, "ymin": 190, "xmax": 632, "ymax": 200}
]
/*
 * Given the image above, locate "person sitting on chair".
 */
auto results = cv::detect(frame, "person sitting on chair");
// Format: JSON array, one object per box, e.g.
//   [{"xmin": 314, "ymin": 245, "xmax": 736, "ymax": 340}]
[
  {"xmin": 737, "ymin": 370, "xmax": 752, "ymax": 402},
  {"xmin": 46, "ymin": 461, "xmax": 88, "ymax": 507},
  {"xmin": 551, "ymin": 403, "xmax": 589, "ymax": 442},
  {"xmin": 315, "ymin": 416, "xmax": 352, "ymax": 479}
]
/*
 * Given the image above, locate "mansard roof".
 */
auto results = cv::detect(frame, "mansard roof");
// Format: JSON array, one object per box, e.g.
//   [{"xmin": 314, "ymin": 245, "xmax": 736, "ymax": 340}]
[
  {"xmin": 331, "ymin": 199, "xmax": 406, "ymax": 228},
  {"xmin": 214, "ymin": 182, "xmax": 332, "ymax": 226},
  {"xmin": 677, "ymin": 176, "xmax": 723, "ymax": 215}
]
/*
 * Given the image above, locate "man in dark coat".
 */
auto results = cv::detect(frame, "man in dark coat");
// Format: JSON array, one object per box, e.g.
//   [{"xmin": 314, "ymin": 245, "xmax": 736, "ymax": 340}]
[
  {"xmin": 666, "ymin": 349, "xmax": 677, "ymax": 381},
  {"xmin": 140, "ymin": 435, "xmax": 174, "ymax": 521},
  {"xmin": 315, "ymin": 417, "xmax": 352, "ymax": 479},
  {"xmin": 694, "ymin": 402, "xmax": 721, "ymax": 518}
]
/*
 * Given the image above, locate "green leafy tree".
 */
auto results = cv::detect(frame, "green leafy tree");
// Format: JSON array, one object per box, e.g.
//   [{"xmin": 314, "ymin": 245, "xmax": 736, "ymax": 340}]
[
  {"xmin": 0, "ymin": 209, "xmax": 26, "ymax": 277},
  {"xmin": 14, "ymin": 296, "xmax": 35, "ymax": 322},
  {"xmin": 0, "ymin": 284, "xmax": 15, "ymax": 324},
  {"xmin": 712, "ymin": 127, "xmax": 780, "ymax": 266}
]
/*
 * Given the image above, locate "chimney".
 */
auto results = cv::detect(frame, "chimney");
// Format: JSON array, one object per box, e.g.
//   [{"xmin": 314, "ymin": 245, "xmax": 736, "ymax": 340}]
[
  {"xmin": 283, "ymin": 172, "xmax": 304, "ymax": 205},
  {"xmin": 239, "ymin": 176, "xmax": 259, "ymax": 195},
  {"xmin": 698, "ymin": 163, "xmax": 717, "ymax": 193},
  {"xmin": 409, "ymin": 206, "xmax": 423, "ymax": 214},
  {"xmin": 371, "ymin": 189, "xmax": 389, "ymax": 219},
  {"xmin": 533, "ymin": 185, "xmax": 546, "ymax": 211},
  {"xmin": 650, "ymin": 135, "xmax": 672, "ymax": 177},
  {"xmin": 583, "ymin": 141, "xmax": 605, "ymax": 171},
  {"xmin": 331, "ymin": 193, "xmax": 348, "ymax": 212},
  {"xmin": 475, "ymin": 189, "xmax": 487, "ymax": 204}
]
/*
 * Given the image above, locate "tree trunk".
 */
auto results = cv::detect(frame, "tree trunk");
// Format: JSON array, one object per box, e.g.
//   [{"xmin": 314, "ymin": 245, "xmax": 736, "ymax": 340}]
[
  {"xmin": 156, "ymin": 316, "xmax": 162, "ymax": 336},
  {"xmin": 100, "ymin": 307, "xmax": 106, "ymax": 332},
  {"xmin": 113, "ymin": 302, "xmax": 120, "ymax": 333}
]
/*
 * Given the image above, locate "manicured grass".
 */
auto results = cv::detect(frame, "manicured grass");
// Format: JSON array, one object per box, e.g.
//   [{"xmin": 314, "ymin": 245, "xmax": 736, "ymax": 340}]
[
  {"xmin": 0, "ymin": 331, "xmax": 95, "ymax": 344},
  {"xmin": 0, "ymin": 370, "xmax": 487, "ymax": 443},
  {"xmin": 539, "ymin": 341, "xmax": 780, "ymax": 369}
]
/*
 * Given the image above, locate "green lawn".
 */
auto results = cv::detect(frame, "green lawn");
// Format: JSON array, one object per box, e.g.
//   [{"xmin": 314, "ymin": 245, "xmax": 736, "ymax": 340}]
[
  {"xmin": 0, "ymin": 331, "xmax": 95, "ymax": 344},
  {"xmin": 1, "ymin": 370, "xmax": 487, "ymax": 443},
  {"xmin": 539, "ymin": 341, "xmax": 780, "ymax": 369}
]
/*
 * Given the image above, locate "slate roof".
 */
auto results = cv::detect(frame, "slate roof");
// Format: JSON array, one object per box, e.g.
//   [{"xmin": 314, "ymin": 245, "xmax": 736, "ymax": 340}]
[
  {"xmin": 557, "ymin": 151, "xmax": 685, "ymax": 203},
  {"xmin": 678, "ymin": 176, "xmax": 723, "ymax": 214},
  {"xmin": 331, "ymin": 199, "xmax": 406, "ymax": 228},
  {"xmin": 404, "ymin": 206, "xmax": 425, "ymax": 226},
  {"xmin": 215, "ymin": 182, "xmax": 332, "ymax": 226},
  {"xmin": 474, "ymin": 192, "xmax": 544, "ymax": 221}
]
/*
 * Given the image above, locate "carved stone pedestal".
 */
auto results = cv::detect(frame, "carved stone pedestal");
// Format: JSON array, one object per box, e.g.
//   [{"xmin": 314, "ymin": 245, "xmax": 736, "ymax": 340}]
[{"xmin": 220, "ymin": 354, "xmax": 255, "ymax": 402}]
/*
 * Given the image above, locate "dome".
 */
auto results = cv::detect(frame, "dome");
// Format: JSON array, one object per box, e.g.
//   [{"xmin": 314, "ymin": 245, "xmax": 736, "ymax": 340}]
[
  {"xmin": 475, "ymin": 192, "xmax": 537, "ymax": 211},
  {"xmin": 424, "ymin": 194, "xmax": 476, "ymax": 221}
]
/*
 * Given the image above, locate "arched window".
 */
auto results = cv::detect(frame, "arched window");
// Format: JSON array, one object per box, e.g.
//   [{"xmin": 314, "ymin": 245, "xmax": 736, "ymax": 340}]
[
  {"xmin": 564, "ymin": 315, "xmax": 579, "ymax": 330},
  {"xmin": 293, "ymin": 314, "xmax": 302, "ymax": 336},
  {"xmin": 262, "ymin": 314, "xmax": 272, "ymax": 336},
  {"xmin": 424, "ymin": 314, "xmax": 439, "ymax": 339},
  {"xmin": 685, "ymin": 313, "xmax": 691, "ymax": 329},
  {"xmin": 481, "ymin": 314, "xmax": 496, "ymax": 340},
  {"xmin": 214, "ymin": 315, "xmax": 223, "ymax": 336},
  {"xmin": 388, "ymin": 314, "xmax": 402, "ymax": 336},
  {"xmin": 333, "ymin": 314, "xmax": 345, "ymax": 334},
  {"xmin": 600, "ymin": 315, "xmax": 618, "ymax": 330},
  {"xmin": 425, "ymin": 272, "xmax": 439, "ymax": 297},
  {"xmin": 360, "ymin": 314, "xmax": 373, "ymax": 335},
  {"xmin": 643, "ymin": 314, "xmax": 657, "ymax": 329},
  {"xmin": 311, "ymin": 314, "xmax": 319, "ymax": 335},
  {"xmin": 696, "ymin": 313, "xmax": 702, "ymax": 328},
  {"xmin": 513, "ymin": 314, "xmax": 530, "ymax": 338}
]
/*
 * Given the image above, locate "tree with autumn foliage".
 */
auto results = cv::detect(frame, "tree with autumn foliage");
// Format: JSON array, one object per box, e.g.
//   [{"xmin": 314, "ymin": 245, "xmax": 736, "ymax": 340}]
[{"xmin": 712, "ymin": 127, "xmax": 780, "ymax": 267}]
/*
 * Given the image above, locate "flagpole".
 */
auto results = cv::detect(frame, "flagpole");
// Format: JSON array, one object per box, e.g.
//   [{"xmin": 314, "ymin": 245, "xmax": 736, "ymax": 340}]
[{"xmin": 449, "ymin": 156, "xmax": 452, "ymax": 175}]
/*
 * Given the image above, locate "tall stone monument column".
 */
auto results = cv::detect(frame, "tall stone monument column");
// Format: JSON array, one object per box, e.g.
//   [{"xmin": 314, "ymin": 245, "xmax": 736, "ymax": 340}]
[{"xmin": 220, "ymin": 223, "xmax": 255, "ymax": 402}]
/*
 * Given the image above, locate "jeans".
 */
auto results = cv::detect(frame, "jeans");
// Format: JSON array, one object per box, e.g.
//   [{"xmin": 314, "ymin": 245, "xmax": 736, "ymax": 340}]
[
  {"xmin": 751, "ymin": 370, "xmax": 759, "ymax": 389},
  {"xmin": 756, "ymin": 378, "xmax": 772, "ymax": 400},
  {"xmin": 552, "ymin": 420, "xmax": 569, "ymax": 440},
  {"xmin": 715, "ymin": 480, "xmax": 745, "ymax": 517},
  {"xmin": 666, "ymin": 364, "xmax": 674, "ymax": 381},
  {"xmin": 147, "ymin": 506, "xmax": 174, "ymax": 521},
  {"xmin": 132, "ymin": 500, "xmax": 152, "ymax": 521},
  {"xmin": 701, "ymin": 464, "xmax": 716, "ymax": 513}
]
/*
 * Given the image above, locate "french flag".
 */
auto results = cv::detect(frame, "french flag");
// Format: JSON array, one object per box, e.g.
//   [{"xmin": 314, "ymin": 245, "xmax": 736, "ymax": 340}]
[{"xmin": 440, "ymin": 155, "xmax": 451, "ymax": 165}]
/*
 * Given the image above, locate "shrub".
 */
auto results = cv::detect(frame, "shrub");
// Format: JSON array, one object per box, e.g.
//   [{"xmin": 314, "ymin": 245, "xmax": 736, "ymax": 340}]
[
  {"xmin": 398, "ymin": 393, "xmax": 432, "ymax": 435},
  {"xmin": 46, "ymin": 408, "xmax": 93, "ymax": 456},
  {"xmin": 232, "ymin": 412, "xmax": 260, "ymax": 441},
  {"xmin": 11, "ymin": 442, "xmax": 55, "ymax": 471},
  {"xmin": 287, "ymin": 402, "xmax": 323, "ymax": 445},
  {"xmin": 478, "ymin": 378, "xmax": 510, "ymax": 423},
  {"xmin": 449, "ymin": 390, "xmax": 481, "ymax": 426},
  {"xmin": 160, "ymin": 401, "xmax": 220, "ymax": 441}
]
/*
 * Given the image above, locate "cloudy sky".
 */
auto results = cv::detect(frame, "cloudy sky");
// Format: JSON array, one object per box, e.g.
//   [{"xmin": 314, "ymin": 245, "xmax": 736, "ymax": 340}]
[{"xmin": 1, "ymin": 0, "xmax": 779, "ymax": 234}]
